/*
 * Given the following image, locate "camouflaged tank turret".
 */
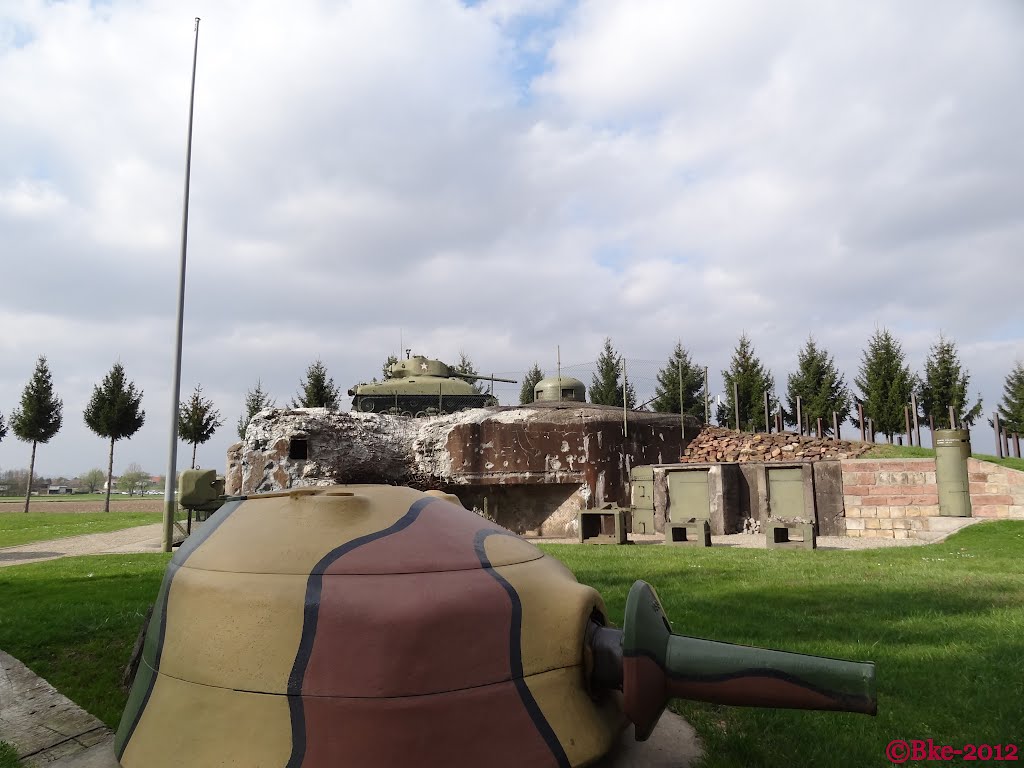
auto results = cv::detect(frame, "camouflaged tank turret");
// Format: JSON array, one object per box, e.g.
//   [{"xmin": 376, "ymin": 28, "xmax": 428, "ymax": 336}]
[
  {"xmin": 347, "ymin": 354, "xmax": 517, "ymax": 416},
  {"xmin": 116, "ymin": 472, "xmax": 876, "ymax": 767}
]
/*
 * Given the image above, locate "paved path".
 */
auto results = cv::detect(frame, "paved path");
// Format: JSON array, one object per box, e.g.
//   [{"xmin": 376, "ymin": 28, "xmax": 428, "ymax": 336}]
[
  {"xmin": 0, "ymin": 524, "xmax": 180, "ymax": 568},
  {"xmin": 0, "ymin": 650, "xmax": 115, "ymax": 767}
]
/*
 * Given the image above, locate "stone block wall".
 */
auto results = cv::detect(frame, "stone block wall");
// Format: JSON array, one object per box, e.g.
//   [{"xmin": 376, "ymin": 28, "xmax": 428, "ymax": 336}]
[
  {"xmin": 968, "ymin": 459, "xmax": 1024, "ymax": 518},
  {"xmin": 841, "ymin": 459, "xmax": 939, "ymax": 539},
  {"xmin": 841, "ymin": 457, "xmax": 1024, "ymax": 539}
]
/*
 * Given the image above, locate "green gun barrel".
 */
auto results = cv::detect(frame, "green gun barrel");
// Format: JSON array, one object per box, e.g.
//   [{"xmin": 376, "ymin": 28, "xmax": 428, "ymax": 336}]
[{"xmin": 591, "ymin": 581, "xmax": 877, "ymax": 740}]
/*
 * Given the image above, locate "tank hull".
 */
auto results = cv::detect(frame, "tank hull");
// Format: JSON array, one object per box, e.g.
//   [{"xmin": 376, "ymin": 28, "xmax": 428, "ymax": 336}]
[{"xmin": 351, "ymin": 392, "xmax": 498, "ymax": 415}]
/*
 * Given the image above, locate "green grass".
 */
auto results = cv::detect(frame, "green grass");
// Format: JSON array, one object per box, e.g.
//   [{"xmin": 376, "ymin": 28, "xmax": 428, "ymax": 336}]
[
  {"xmin": 863, "ymin": 444, "xmax": 937, "ymax": 460},
  {"xmin": 864, "ymin": 444, "xmax": 1024, "ymax": 471},
  {"xmin": 0, "ymin": 554, "xmax": 172, "ymax": 727},
  {"xmin": 0, "ymin": 742, "xmax": 19, "ymax": 768},
  {"xmin": 974, "ymin": 453, "xmax": 1024, "ymax": 472},
  {"xmin": 540, "ymin": 521, "xmax": 1024, "ymax": 767},
  {"xmin": 1, "ymin": 525, "xmax": 1022, "ymax": 766},
  {"xmin": 0, "ymin": 512, "xmax": 162, "ymax": 548}
]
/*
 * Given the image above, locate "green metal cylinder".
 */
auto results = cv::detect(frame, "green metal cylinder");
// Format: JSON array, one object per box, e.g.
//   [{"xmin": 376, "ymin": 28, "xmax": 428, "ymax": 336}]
[{"xmin": 934, "ymin": 429, "xmax": 972, "ymax": 517}]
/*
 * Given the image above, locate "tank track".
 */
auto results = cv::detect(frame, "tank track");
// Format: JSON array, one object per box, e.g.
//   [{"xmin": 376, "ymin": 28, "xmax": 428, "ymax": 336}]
[{"xmin": 352, "ymin": 394, "xmax": 498, "ymax": 417}]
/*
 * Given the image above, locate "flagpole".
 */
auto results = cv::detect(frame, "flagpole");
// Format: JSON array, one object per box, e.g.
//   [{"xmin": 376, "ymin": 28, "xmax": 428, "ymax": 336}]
[{"xmin": 163, "ymin": 17, "xmax": 201, "ymax": 552}]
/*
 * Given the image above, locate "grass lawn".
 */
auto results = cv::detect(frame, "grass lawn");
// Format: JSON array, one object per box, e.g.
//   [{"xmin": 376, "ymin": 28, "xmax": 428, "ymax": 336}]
[
  {"xmin": 865, "ymin": 443, "xmax": 1024, "ymax": 471},
  {"xmin": 0, "ymin": 524, "xmax": 1022, "ymax": 767},
  {"xmin": 0, "ymin": 554, "xmax": 171, "ymax": 728},
  {"xmin": 542, "ymin": 522, "xmax": 1024, "ymax": 766},
  {"xmin": 0, "ymin": 512, "xmax": 162, "ymax": 549}
]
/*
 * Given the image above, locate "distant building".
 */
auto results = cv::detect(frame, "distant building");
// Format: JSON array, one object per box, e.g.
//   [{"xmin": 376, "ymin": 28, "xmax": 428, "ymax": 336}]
[{"xmin": 47, "ymin": 485, "xmax": 74, "ymax": 495}]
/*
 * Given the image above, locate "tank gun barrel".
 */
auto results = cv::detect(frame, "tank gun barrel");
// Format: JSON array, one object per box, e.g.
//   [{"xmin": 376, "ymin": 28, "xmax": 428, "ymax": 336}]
[
  {"xmin": 589, "ymin": 581, "xmax": 876, "ymax": 741},
  {"xmin": 451, "ymin": 372, "xmax": 518, "ymax": 384}
]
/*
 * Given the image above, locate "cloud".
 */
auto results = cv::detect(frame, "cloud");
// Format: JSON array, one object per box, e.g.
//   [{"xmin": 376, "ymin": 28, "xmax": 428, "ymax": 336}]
[{"xmin": 0, "ymin": 0, "xmax": 1022, "ymax": 477}]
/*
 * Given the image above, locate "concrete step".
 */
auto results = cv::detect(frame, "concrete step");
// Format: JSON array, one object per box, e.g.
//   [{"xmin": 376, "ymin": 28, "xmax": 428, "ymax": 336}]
[{"xmin": 911, "ymin": 516, "xmax": 982, "ymax": 541}]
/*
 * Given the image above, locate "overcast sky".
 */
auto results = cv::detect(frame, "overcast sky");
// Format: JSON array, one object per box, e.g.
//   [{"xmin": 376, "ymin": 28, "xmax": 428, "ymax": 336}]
[{"xmin": 1, "ymin": 0, "xmax": 1022, "ymax": 479}]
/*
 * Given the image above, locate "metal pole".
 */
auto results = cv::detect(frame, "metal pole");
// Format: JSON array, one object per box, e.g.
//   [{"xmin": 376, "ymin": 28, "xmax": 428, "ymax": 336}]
[
  {"xmin": 622, "ymin": 357, "xmax": 628, "ymax": 438},
  {"xmin": 733, "ymin": 381, "xmax": 740, "ymax": 432},
  {"xmin": 796, "ymin": 396, "xmax": 803, "ymax": 436},
  {"xmin": 557, "ymin": 345, "xmax": 561, "ymax": 402},
  {"xmin": 678, "ymin": 359, "xmax": 684, "ymax": 437},
  {"xmin": 704, "ymin": 366, "xmax": 709, "ymax": 425},
  {"xmin": 911, "ymin": 393, "xmax": 921, "ymax": 448},
  {"xmin": 163, "ymin": 17, "xmax": 201, "ymax": 553}
]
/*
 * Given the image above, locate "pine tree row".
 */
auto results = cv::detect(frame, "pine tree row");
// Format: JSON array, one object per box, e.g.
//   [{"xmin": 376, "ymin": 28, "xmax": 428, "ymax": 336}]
[
  {"xmin": 0, "ymin": 357, "xmax": 222, "ymax": 512},
  {"xmin": 513, "ymin": 332, "xmax": 1024, "ymax": 444}
]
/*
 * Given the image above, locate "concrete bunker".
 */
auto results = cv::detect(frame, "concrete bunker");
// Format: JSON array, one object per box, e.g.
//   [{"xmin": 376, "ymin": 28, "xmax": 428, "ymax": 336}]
[{"xmin": 227, "ymin": 403, "xmax": 701, "ymax": 537}]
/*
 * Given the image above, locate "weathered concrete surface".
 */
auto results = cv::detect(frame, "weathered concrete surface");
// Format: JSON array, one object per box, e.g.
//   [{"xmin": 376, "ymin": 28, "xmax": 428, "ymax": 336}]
[
  {"xmin": 595, "ymin": 712, "xmax": 702, "ymax": 768},
  {"xmin": 812, "ymin": 460, "xmax": 845, "ymax": 536},
  {"xmin": 228, "ymin": 403, "xmax": 699, "ymax": 536},
  {"xmin": 0, "ymin": 650, "xmax": 115, "ymax": 767}
]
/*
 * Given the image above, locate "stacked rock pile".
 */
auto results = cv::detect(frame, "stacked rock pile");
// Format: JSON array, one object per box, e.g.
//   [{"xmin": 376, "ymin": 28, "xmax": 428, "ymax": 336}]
[{"xmin": 679, "ymin": 426, "xmax": 872, "ymax": 464}]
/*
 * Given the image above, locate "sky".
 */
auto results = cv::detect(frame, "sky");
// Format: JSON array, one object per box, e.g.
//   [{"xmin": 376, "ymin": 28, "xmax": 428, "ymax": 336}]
[{"xmin": 1, "ymin": 0, "xmax": 1022, "ymax": 479}]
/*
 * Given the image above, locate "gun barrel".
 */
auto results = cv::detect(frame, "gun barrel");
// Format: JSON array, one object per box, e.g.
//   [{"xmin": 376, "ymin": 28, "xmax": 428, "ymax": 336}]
[
  {"xmin": 661, "ymin": 635, "xmax": 876, "ymax": 714},
  {"xmin": 452, "ymin": 373, "xmax": 518, "ymax": 384},
  {"xmin": 595, "ymin": 580, "xmax": 877, "ymax": 741}
]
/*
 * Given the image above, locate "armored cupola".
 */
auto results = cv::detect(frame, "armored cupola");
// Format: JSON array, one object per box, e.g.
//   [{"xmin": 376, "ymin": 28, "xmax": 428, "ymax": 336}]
[{"xmin": 534, "ymin": 375, "xmax": 586, "ymax": 403}]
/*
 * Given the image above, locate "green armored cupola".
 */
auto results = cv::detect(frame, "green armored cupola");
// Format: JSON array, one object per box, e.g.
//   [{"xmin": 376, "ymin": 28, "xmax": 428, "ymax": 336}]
[{"xmin": 534, "ymin": 376, "xmax": 586, "ymax": 403}]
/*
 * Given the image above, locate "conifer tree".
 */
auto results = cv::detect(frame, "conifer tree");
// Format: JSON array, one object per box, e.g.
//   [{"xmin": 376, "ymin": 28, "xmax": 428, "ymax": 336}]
[
  {"xmin": 651, "ymin": 341, "xmax": 705, "ymax": 419},
  {"xmin": 178, "ymin": 384, "xmax": 224, "ymax": 469},
  {"xmin": 996, "ymin": 362, "xmax": 1024, "ymax": 435},
  {"xmin": 916, "ymin": 335, "xmax": 983, "ymax": 429},
  {"xmin": 11, "ymin": 356, "xmax": 64, "ymax": 513},
  {"xmin": 784, "ymin": 337, "xmax": 850, "ymax": 435},
  {"xmin": 237, "ymin": 380, "xmax": 275, "ymax": 439},
  {"xmin": 83, "ymin": 362, "xmax": 145, "ymax": 512},
  {"xmin": 853, "ymin": 328, "xmax": 916, "ymax": 442},
  {"xmin": 715, "ymin": 334, "xmax": 775, "ymax": 431},
  {"xmin": 519, "ymin": 363, "xmax": 545, "ymax": 404},
  {"xmin": 291, "ymin": 360, "xmax": 339, "ymax": 409},
  {"xmin": 589, "ymin": 338, "xmax": 636, "ymax": 408},
  {"xmin": 454, "ymin": 351, "xmax": 485, "ymax": 394}
]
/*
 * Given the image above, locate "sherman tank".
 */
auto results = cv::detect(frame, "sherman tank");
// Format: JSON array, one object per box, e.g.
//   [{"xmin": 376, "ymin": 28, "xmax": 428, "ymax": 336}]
[
  {"xmin": 115, "ymin": 473, "xmax": 877, "ymax": 768},
  {"xmin": 347, "ymin": 354, "xmax": 517, "ymax": 416}
]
